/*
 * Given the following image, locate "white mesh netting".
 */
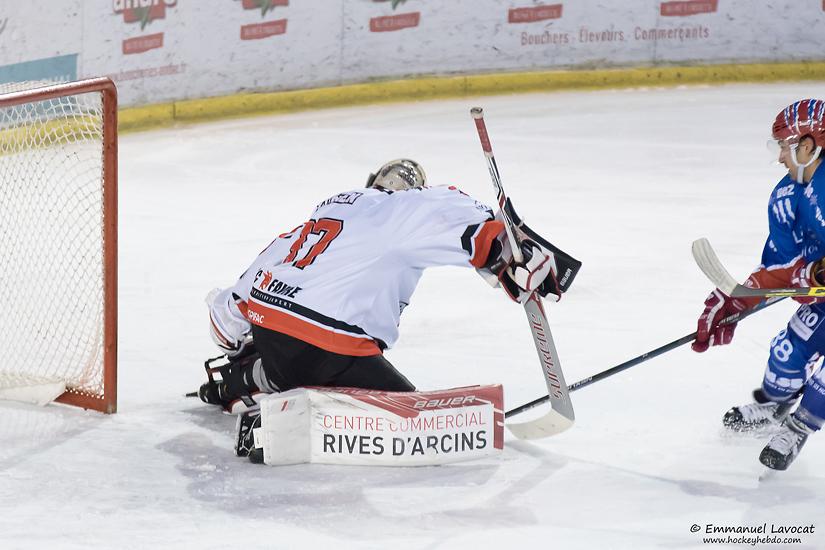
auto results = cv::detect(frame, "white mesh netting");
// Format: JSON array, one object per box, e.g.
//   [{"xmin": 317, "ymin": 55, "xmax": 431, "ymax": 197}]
[{"xmin": 0, "ymin": 80, "xmax": 108, "ymax": 402}]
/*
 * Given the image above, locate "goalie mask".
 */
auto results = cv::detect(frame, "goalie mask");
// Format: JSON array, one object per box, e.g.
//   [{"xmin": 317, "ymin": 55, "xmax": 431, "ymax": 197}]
[{"xmin": 366, "ymin": 159, "xmax": 426, "ymax": 191}]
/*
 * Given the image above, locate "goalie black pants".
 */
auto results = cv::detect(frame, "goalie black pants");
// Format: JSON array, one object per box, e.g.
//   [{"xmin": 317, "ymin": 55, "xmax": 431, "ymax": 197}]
[{"xmin": 250, "ymin": 324, "xmax": 415, "ymax": 393}]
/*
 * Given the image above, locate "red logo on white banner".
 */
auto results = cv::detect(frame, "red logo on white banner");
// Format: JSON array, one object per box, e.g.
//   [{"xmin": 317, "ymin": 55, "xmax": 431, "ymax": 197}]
[
  {"xmin": 508, "ymin": 4, "xmax": 563, "ymax": 23},
  {"xmin": 122, "ymin": 32, "xmax": 163, "ymax": 54},
  {"xmin": 241, "ymin": 19, "xmax": 287, "ymax": 40},
  {"xmin": 113, "ymin": 1, "xmax": 177, "ymax": 55},
  {"xmin": 660, "ymin": 0, "xmax": 718, "ymax": 16},
  {"xmin": 113, "ymin": 0, "xmax": 177, "ymax": 28},
  {"xmin": 370, "ymin": 12, "xmax": 420, "ymax": 32},
  {"xmin": 237, "ymin": 0, "xmax": 288, "ymax": 41}
]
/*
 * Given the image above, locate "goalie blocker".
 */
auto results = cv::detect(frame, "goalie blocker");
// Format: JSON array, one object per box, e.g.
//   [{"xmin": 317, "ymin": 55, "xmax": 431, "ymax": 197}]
[{"xmin": 249, "ymin": 385, "xmax": 504, "ymax": 466}]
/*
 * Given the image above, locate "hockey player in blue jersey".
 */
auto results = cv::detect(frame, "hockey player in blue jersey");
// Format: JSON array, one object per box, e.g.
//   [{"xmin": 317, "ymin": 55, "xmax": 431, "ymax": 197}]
[{"xmin": 692, "ymin": 99, "xmax": 825, "ymax": 470}]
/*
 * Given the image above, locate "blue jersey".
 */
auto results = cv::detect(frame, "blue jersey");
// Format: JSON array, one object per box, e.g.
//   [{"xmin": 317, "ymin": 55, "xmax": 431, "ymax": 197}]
[
  {"xmin": 758, "ymin": 162, "xmax": 825, "ymax": 284},
  {"xmin": 757, "ymin": 161, "xmax": 825, "ymax": 432}
]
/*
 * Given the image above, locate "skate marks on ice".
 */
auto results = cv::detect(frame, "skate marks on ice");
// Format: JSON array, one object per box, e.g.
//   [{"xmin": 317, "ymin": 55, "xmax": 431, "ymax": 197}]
[
  {"xmin": 0, "ymin": 401, "xmax": 100, "ymax": 471},
  {"xmin": 180, "ymin": 403, "xmax": 238, "ymax": 435},
  {"xmin": 758, "ymin": 468, "xmax": 777, "ymax": 483},
  {"xmin": 156, "ymin": 418, "xmax": 571, "ymax": 540},
  {"xmin": 161, "ymin": 406, "xmax": 825, "ymax": 547},
  {"xmin": 717, "ymin": 429, "xmax": 824, "ymax": 491}
]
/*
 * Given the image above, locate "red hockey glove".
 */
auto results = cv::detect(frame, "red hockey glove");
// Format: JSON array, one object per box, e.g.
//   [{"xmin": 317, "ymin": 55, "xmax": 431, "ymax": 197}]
[
  {"xmin": 790, "ymin": 258, "xmax": 825, "ymax": 304},
  {"xmin": 692, "ymin": 289, "xmax": 747, "ymax": 353}
]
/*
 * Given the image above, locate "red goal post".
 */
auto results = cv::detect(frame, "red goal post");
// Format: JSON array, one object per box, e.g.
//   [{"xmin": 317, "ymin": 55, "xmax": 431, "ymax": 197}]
[{"xmin": 0, "ymin": 77, "xmax": 118, "ymax": 413}]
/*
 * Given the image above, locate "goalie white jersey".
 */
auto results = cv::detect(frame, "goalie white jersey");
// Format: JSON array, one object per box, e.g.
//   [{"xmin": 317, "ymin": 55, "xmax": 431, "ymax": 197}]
[{"xmin": 211, "ymin": 186, "xmax": 502, "ymax": 356}]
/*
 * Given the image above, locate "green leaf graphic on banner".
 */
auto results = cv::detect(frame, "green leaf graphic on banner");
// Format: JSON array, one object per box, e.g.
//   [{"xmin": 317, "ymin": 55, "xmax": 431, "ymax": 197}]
[
  {"xmin": 135, "ymin": 6, "xmax": 151, "ymax": 30},
  {"xmin": 255, "ymin": 0, "xmax": 275, "ymax": 17},
  {"xmin": 373, "ymin": 0, "xmax": 409, "ymax": 9}
]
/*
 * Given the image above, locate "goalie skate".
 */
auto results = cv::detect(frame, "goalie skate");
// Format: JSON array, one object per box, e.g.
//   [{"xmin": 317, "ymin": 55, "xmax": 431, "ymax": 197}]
[
  {"xmin": 235, "ymin": 410, "xmax": 263, "ymax": 463},
  {"xmin": 198, "ymin": 379, "xmax": 262, "ymax": 415},
  {"xmin": 198, "ymin": 380, "xmax": 232, "ymax": 408}
]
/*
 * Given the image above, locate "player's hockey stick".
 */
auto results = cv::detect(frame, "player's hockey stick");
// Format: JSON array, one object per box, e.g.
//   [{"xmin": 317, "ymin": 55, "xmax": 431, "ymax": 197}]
[
  {"xmin": 692, "ymin": 237, "xmax": 825, "ymax": 298},
  {"xmin": 471, "ymin": 107, "xmax": 575, "ymax": 439},
  {"xmin": 506, "ymin": 296, "xmax": 784, "ymax": 418}
]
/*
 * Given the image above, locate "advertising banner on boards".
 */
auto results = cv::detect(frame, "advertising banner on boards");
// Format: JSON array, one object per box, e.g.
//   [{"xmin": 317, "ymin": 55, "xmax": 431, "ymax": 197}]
[{"xmin": 0, "ymin": 1, "xmax": 822, "ymax": 107}]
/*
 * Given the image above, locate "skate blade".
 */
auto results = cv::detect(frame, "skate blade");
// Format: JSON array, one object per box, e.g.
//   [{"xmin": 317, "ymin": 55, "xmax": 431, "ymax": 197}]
[
  {"xmin": 718, "ymin": 424, "xmax": 781, "ymax": 441},
  {"xmin": 758, "ymin": 467, "xmax": 779, "ymax": 482}
]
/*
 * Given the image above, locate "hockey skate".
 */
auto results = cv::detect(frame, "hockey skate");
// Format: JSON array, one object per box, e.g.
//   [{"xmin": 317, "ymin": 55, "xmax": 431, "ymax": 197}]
[
  {"xmin": 722, "ymin": 389, "xmax": 796, "ymax": 433},
  {"xmin": 759, "ymin": 415, "xmax": 813, "ymax": 470},
  {"xmin": 198, "ymin": 351, "xmax": 265, "ymax": 414},
  {"xmin": 235, "ymin": 410, "xmax": 264, "ymax": 464},
  {"xmin": 198, "ymin": 380, "xmax": 232, "ymax": 408}
]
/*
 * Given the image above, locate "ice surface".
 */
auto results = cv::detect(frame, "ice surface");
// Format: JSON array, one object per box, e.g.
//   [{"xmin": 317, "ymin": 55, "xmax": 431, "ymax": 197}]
[{"xmin": 2, "ymin": 83, "xmax": 824, "ymax": 549}]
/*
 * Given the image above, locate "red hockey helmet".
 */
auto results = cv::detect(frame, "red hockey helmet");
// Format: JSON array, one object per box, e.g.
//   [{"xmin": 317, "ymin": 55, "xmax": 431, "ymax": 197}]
[{"xmin": 772, "ymin": 99, "xmax": 825, "ymax": 148}]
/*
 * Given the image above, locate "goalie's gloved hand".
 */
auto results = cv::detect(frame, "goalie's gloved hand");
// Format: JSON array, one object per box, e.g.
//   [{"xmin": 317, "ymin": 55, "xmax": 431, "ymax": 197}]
[
  {"xmin": 206, "ymin": 288, "xmax": 252, "ymax": 357},
  {"xmin": 485, "ymin": 234, "xmax": 559, "ymax": 303},
  {"xmin": 692, "ymin": 288, "xmax": 747, "ymax": 353}
]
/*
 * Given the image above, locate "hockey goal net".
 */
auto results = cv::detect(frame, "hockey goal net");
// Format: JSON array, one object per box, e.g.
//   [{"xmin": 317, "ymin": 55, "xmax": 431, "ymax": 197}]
[{"xmin": 0, "ymin": 77, "xmax": 118, "ymax": 413}]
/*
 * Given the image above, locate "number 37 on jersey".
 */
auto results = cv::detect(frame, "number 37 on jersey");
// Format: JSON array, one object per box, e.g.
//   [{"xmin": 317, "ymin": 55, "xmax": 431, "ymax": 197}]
[{"xmin": 283, "ymin": 218, "xmax": 344, "ymax": 269}]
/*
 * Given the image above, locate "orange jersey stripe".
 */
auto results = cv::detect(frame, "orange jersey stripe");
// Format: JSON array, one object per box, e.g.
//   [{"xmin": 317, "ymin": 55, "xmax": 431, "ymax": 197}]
[
  {"xmin": 247, "ymin": 301, "xmax": 381, "ymax": 357},
  {"xmin": 470, "ymin": 220, "xmax": 505, "ymax": 268}
]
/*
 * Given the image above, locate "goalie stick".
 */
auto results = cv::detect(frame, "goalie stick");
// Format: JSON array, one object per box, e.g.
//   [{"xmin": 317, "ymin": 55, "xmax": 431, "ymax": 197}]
[{"xmin": 471, "ymin": 107, "xmax": 577, "ymax": 439}]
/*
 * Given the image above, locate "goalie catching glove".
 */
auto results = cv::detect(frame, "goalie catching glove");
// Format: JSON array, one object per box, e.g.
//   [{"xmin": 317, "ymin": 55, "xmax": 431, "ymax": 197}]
[{"xmin": 480, "ymin": 231, "xmax": 560, "ymax": 303}]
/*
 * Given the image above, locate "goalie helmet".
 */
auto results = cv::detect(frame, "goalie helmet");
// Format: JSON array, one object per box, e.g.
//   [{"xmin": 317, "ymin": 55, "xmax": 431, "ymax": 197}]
[
  {"xmin": 772, "ymin": 99, "xmax": 825, "ymax": 148},
  {"xmin": 366, "ymin": 159, "xmax": 426, "ymax": 191}
]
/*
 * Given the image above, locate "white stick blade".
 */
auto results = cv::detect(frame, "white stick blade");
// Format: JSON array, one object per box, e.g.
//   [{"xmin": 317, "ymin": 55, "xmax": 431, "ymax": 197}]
[
  {"xmin": 691, "ymin": 238, "xmax": 739, "ymax": 295},
  {"xmin": 506, "ymin": 408, "xmax": 574, "ymax": 439}
]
